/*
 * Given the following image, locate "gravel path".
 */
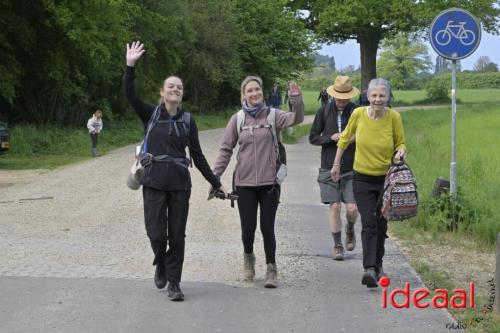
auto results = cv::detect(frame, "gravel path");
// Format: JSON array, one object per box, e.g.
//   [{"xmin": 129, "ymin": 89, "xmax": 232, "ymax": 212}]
[{"xmin": 0, "ymin": 127, "xmax": 307, "ymax": 286}]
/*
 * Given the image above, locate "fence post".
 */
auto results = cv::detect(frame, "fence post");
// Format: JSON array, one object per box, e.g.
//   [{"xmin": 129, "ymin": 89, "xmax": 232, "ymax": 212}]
[{"xmin": 496, "ymin": 233, "xmax": 500, "ymax": 313}]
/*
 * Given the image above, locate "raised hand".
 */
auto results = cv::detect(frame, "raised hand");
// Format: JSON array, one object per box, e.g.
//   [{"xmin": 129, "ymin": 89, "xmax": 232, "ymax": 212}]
[
  {"xmin": 126, "ymin": 41, "xmax": 145, "ymax": 67},
  {"xmin": 288, "ymin": 81, "xmax": 301, "ymax": 97}
]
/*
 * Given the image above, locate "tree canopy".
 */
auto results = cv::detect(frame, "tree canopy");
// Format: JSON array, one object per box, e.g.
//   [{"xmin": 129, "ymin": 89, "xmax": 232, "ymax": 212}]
[
  {"xmin": 377, "ymin": 33, "xmax": 432, "ymax": 90},
  {"xmin": 0, "ymin": 0, "xmax": 314, "ymax": 125},
  {"xmin": 289, "ymin": 0, "xmax": 500, "ymax": 88}
]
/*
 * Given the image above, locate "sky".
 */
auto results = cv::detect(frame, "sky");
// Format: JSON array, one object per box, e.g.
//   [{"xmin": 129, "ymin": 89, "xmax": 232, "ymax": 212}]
[{"xmin": 319, "ymin": 30, "xmax": 500, "ymax": 71}]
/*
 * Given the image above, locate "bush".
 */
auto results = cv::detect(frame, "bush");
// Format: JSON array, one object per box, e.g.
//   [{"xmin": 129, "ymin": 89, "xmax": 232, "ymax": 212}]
[
  {"xmin": 425, "ymin": 79, "xmax": 450, "ymax": 102},
  {"xmin": 432, "ymin": 72, "xmax": 500, "ymax": 89}
]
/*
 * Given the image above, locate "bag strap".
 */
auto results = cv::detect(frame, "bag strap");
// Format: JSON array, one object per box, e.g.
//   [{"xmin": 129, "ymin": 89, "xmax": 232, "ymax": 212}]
[
  {"xmin": 142, "ymin": 105, "xmax": 162, "ymax": 154},
  {"xmin": 323, "ymin": 101, "xmax": 333, "ymax": 123},
  {"xmin": 182, "ymin": 112, "xmax": 193, "ymax": 167}
]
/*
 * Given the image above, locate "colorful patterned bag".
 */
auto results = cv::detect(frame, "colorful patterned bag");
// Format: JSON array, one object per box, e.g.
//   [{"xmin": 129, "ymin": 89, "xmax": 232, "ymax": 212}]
[{"xmin": 380, "ymin": 158, "xmax": 418, "ymax": 221}]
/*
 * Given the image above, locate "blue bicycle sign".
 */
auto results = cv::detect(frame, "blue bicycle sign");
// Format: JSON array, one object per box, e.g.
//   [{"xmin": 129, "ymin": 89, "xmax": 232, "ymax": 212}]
[
  {"xmin": 435, "ymin": 21, "xmax": 475, "ymax": 46},
  {"xmin": 430, "ymin": 8, "xmax": 481, "ymax": 60}
]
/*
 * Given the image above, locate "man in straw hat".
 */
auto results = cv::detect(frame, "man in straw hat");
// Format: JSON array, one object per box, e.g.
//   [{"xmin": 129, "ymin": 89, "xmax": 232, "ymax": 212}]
[{"xmin": 309, "ymin": 76, "xmax": 359, "ymax": 261}]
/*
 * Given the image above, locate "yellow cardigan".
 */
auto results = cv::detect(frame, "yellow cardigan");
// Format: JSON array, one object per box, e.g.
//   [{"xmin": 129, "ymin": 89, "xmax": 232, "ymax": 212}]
[{"xmin": 337, "ymin": 107, "xmax": 406, "ymax": 176}]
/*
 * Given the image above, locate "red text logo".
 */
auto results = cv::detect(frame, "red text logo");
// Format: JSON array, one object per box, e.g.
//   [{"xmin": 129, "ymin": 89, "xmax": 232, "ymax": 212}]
[{"xmin": 380, "ymin": 277, "xmax": 475, "ymax": 309}]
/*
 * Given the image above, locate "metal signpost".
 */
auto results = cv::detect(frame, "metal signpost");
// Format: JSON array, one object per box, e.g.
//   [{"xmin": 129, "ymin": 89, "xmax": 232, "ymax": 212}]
[{"xmin": 430, "ymin": 8, "xmax": 481, "ymax": 196}]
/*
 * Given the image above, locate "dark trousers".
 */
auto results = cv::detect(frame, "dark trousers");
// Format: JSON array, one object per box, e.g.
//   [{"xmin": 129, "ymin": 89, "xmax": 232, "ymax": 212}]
[
  {"xmin": 90, "ymin": 133, "xmax": 98, "ymax": 148},
  {"xmin": 142, "ymin": 186, "xmax": 191, "ymax": 283},
  {"xmin": 236, "ymin": 185, "xmax": 280, "ymax": 264},
  {"xmin": 353, "ymin": 173, "xmax": 388, "ymax": 269}
]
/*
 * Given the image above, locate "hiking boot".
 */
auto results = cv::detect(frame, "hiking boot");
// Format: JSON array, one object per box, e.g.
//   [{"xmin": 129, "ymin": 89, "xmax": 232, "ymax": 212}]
[
  {"xmin": 154, "ymin": 262, "xmax": 167, "ymax": 289},
  {"xmin": 264, "ymin": 263, "xmax": 278, "ymax": 288},
  {"xmin": 333, "ymin": 244, "xmax": 344, "ymax": 261},
  {"xmin": 345, "ymin": 229, "xmax": 356, "ymax": 251},
  {"xmin": 376, "ymin": 267, "xmax": 388, "ymax": 281},
  {"xmin": 361, "ymin": 267, "xmax": 378, "ymax": 288},
  {"xmin": 166, "ymin": 282, "xmax": 184, "ymax": 302},
  {"xmin": 243, "ymin": 253, "xmax": 256, "ymax": 281},
  {"xmin": 92, "ymin": 148, "xmax": 99, "ymax": 157}
]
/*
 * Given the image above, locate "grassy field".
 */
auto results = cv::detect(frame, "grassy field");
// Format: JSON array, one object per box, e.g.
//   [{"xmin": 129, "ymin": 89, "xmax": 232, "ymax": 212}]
[
  {"xmin": 2, "ymin": 88, "xmax": 499, "ymax": 170},
  {"xmin": 398, "ymin": 104, "xmax": 500, "ymax": 246},
  {"xmin": 302, "ymin": 88, "xmax": 500, "ymax": 108},
  {"xmin": 0, "ymin": 111, "xmax": 234, "ymax": 170},
  {"xmin": 393, "ymin": 88, "xmax": 500, "ymax": 106}
]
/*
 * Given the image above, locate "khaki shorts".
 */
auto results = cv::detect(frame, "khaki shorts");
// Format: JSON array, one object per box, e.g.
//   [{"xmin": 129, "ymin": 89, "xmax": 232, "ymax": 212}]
[{"xmin": 317, "ymin": 168, "xmax": 356, "ymax": 204}]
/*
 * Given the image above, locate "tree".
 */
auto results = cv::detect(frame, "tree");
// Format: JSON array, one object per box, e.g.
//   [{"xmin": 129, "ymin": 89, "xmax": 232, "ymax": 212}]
[
  {"xmin": 289, "ymin": 0, "xmax": 500, "ymax": 89},
  {"xmin": 233, "ymin": 0, "xmax": 314, "ymax": 89},
  {"xmin": 473, "ymin": 56, "xmax": 499, "ymax": 72},
  {"xmin": 435, "ymin": 56, "xmax": 461, "ymax": 74},
  {"xmin": 377, "ymin": 33, "xmax": 431, "ymax": 89},
  {"xmin": 1, "ymin": 0, "xmax": 315, "ymax": 125}
]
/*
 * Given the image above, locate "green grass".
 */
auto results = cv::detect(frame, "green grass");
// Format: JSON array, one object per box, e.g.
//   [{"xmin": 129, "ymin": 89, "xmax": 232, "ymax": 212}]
[
  {"xmin": 410, "ymin": 261, "xmax": 500, "ymax": 333},
  {"xmin": 400, "ymin": 105, "xmax": 500, "ymax": 246},
  {"xmin": 301, "ymin": 88, "xmax": 500, "ymax": 107},
  {"xmin": 392, "ymin": 89, "xmax": 500, "ymax": 106},
  {"xmin": 281, "ymin": 124, "xmax": 312, "ymax": 144},
  {"xmin": 0, "ymin": 110, "xmax": 234, "ymax": 170}
]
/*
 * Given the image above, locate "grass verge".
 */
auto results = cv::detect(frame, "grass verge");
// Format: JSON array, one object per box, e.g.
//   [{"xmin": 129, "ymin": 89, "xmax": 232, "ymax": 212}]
[{"xmin": 0, "ymin": 110, "xmax": 233, "ymax": 170}]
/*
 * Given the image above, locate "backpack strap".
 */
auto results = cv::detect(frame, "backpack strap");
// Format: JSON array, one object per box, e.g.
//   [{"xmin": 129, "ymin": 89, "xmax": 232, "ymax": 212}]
[
  {"xmin": 182, "ymin": 112, "xmax": 193, "ymax": 167},
  {"xmin": 142, "ymin": 105, "xmax": 162, "ymax": 154},
  {"xmin": 236, "ymin": 109, "xmax": 245, "ymax": 138},
  {"xmin": 267, "ymin": 107, "xmax": 279, "ymax": 147},
  {"xmin": 322, "ymin": 101, "xmax": 334, "ymax": 124}
]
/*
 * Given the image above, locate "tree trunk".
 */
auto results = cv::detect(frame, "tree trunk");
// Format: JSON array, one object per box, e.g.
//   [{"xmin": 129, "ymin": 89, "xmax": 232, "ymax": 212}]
[{"xmin": 358, "ymin": 32, "xmax": 382, "ymax": 90}]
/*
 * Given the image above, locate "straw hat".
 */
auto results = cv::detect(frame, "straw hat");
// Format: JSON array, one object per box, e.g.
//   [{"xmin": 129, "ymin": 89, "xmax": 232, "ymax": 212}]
[{"xmin": 327, "ymin": 76, "xmax": 359, "ymax": 99}]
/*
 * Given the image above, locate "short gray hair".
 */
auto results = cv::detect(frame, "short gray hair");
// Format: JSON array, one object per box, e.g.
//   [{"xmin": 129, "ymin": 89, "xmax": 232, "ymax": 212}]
[{"xmin": 367, "ymin": 78, "xmax": 392, "ymax": 99}]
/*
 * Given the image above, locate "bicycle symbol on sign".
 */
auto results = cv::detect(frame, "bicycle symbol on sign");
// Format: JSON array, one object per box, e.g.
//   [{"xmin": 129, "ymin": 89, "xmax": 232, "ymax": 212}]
[{"xmin": 435, "ymin": 20, "xmax": 476, "ymax": 46}]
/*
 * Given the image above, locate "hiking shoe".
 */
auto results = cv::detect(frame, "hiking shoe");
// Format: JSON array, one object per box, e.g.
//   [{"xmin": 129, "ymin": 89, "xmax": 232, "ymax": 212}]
[
  {"xmin": 361, "ymin": 268, "xmax": 378, "ymax": 288},
  {"xmin": 376, "ymin": 267, "xmax": 388, "ymax": 281},
  {"xmin": 243, "ymin": 253, "xmax": 256, "ymax": 281},
  {"xmin": 345, "ymin": 230, "xmax": 356, "ymax": 251},
  {"xmin": 333, "ymin": 244, "xmax": 344, "ymax": 261},
  {"xmin": 154, "ymin": 262, "xmax": 167, "ymax": 289},
  {"xmin": 166, "ymin": 282, "xmax": 184, "ymax": 302},
  {"xmin": 264, "ymin": 263, "xmax": 278, "ymax": 288}
]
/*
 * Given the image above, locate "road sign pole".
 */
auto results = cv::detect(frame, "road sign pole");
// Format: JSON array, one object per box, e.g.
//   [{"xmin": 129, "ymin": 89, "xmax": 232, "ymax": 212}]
[
  {"xmin": 430, "ymin": 8, "xmax": 481, "ymax": 197},
  {"xmin": 450, "ymin": 60, "xmax": 457, "ymax": 196}
]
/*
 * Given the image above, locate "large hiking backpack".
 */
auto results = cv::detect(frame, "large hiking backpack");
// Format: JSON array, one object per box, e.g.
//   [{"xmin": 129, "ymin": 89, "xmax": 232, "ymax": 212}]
[
  {"xmin": 380, "ymin": 158, "xmax": 418, "ymax": 221},
  {"xmin": 236, "ymin": 107, "xmax": 287, "ymax": 184}
]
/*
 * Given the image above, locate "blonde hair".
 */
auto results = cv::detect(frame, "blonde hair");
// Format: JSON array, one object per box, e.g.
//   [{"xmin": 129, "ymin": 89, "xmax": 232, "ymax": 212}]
[{"xmin": 240, "ymin": 75, "xmax": 263, "ymax": 101}]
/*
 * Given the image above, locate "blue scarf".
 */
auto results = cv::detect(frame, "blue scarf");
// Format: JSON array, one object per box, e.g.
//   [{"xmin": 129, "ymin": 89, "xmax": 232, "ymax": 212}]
[{"xmin": 242, "ymin": 100, "xmax": 265, "ymax": 118}]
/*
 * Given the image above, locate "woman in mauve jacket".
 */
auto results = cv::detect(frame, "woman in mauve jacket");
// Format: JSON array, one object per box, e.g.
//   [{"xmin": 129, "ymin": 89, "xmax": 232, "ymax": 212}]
[{"xmin": 211, "ymin": 75, "xmax": 304, "ymax": 288}]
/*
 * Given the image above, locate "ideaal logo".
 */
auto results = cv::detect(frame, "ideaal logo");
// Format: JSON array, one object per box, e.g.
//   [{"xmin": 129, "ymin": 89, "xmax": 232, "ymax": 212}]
[
  {"xmin": 381, "ymin": 277, "xmax": 497, "ymax": 330},
  {"xmin": 380, "ymin": 277, "xmax": 475, "ymax": 309}
]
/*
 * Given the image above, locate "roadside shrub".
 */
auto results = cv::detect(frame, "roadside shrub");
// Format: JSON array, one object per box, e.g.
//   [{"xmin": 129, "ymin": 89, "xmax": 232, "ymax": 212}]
[
  {"xmin": 424, "ymin": 192, "xmax": 479, "ymax": 232},
  {"xmin": 425, "ymin": 79, "xmax": 450, "ymax": 102}
]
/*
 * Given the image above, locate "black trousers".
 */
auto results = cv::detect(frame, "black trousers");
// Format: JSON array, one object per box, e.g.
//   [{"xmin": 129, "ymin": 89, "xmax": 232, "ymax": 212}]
[
  {"xmin": 90, "ymin": 133, "xmax": 98, "ymax": 148},
  {"xmin": 236, "ymin": 185, "xmax": 280, "ymax": 264},
  {"xmin": 142, "ymin": 186, "xmax": 191, "ymax": 283},
  {"xmin": 353, "ymin": 173, "xmax": 388, "ymax": 269}
]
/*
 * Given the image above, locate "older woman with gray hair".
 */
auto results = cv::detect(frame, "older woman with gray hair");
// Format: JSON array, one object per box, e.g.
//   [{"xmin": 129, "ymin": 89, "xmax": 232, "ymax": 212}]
[
  {"xmin": 331, "ymin": 78, "xmax": 406, "ymax": 288},
  {"xmin": 211, "ymin": 76, "xmax": 304, "ymax": 288}
]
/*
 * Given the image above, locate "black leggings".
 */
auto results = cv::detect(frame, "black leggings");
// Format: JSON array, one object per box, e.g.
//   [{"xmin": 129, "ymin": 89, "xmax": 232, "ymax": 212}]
[
  {"xmin": 236, "ymin": 185, "xmax": 280, "ymax": 264},
  {"xmin": 142, "ymin": 186, "xmax": 191, "ymax": 283},
  {"xmin": 353, "ymin": 173, "xmax": 388, "ymax": 269},
  {"xmin": 90, "ymin": 133, "xmax": 98, "ymax": 148}
]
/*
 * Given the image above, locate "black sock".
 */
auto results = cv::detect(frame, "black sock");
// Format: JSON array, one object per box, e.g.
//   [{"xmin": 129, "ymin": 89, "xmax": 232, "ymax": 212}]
[
  {"xmin": 332, "ymin": 231, "xmax": 342, "ymax": 246},
  {"xmin": 346, "ymin": 222, "xmax": 355, "ymax": 232}
]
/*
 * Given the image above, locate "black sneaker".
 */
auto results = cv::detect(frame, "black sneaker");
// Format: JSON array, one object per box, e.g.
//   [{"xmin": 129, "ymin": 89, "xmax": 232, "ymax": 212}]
[
  {"xmin": 361, "ymin": 268, "xmax": 378, "ymax": 288},
  {"xmin": 167, "ymin": 282, "xmax": 185, "ymax": 302},
  {"xmin": 376, "ymin": 267, "xmax": 388, "ymax": 281},
  {"xmin": 154, "ymin": 263, "xmax": 167, "ymax": 289}
]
